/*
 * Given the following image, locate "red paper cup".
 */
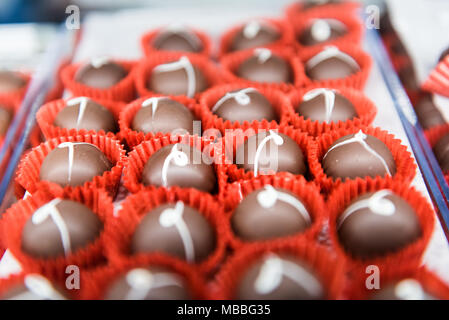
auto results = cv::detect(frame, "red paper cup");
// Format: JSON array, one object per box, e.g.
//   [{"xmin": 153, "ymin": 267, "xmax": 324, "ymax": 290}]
[
  {"xmin": 219, "ymin": 18, "xmax": 295, "ymax": 58},
  {"xmin": 15, "ymin": 133, "xmax": 126, "ymax": 197},
  {"xmin": 212, "ymin": 241, "xmax": 347, "ymax": 300},
  {"xmin": 220, "ymin": 47, "xmax": 307, "ymax": 93},
  {"xmin": 327, "ymin": 178, "xmax": 435, "ymax": 274},
  {"xmin": 222, "ymin": 175, "xmax": 326, "ymax": 249},
  {"xmin": 135, "ymin": 52, "xmax": 223, "ymax": 99},
  {"xmin": 141, "ymin": 27, "xmax": 212, "ymax": 57},
  {"xmin": 2, "ymin": 182, "xmax": 114, "ymax": 278},
  {"xmin": 60, "ymin": 60, "xmax": 137, "ymax": 102},
  {"xmin": 104, "ymin": 187, "xmax": 227, "ymax": 275},
  {"xmin": 36, "ymin": 97, "xmax": 125, "ymax": 140},
  {"xmin": 118, "ymin": 95, "xmax": 203, "ymax": 148},
  {"xmin": 285, "ymin": 1, "xmax": 361, "ymax": 23},
  {"xmin": 199, "ymin": 83, "xmax": 294, "ymax": 136},
  {"xmin": 423, "ymin": 55, "xmax": 449, "ymax": 98},
  {"xmin": 308, "ymin": 126, "xmax": 416, "ymax": 192},
  {"xmin": 288, "ymin": 85, "xmax": 377, "ymax": 136}
]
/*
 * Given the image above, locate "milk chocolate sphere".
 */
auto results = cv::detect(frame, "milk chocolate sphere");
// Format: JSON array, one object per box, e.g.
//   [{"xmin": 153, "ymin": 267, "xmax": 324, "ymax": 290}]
[
  {"xmin": 131, "ymin": 202, "xmax": 215, "ymax": 262},
  {"xmin": 306, "ymin": 46, "xmax": 360, "ymax": 80},
  {"xmin": 0, "ymin": 71, "xmax": 26, "ymax": 93},
  {"xmin": 152, "ymin": 26, "xmax": 203, "ymax": 53},
  {"xmin": 21, "ymin": 199, "xmax": 103, "ymax": 259},
  {"xmin": 75, "ymin": 57, "xmax": 128, "ymax": 89},
  {"xmin": 433, "ymin": 132, "xmax": 449, "ymax": 173},
  {"xmin": 230, "ymin": 20, "xmax": 280, "ymax": 52},
  {"xmin": 1, "ymin": 274, "xmax": 70, "ymax": 300},
  {"xmin": 0, "ymin": 105, "xmax": 13, "ymax": 135},
  {"xmin": 299, "ymin": 19, "xmax": 347, "ymax": 46},
  {"xmin": 337, "ymin": 190, "xmax": 421, "ymax": 259},
  {"xmin": 414, "ymin": 95, "xmax": 445, "ymax": 130}
]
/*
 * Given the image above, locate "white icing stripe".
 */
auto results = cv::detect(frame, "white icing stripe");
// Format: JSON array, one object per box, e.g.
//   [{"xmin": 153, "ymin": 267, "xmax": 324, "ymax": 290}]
[
  {"xmin": 91, "ymin": 56, "xmax": 110, "ymax": 69},
  {"xmin": 142, "ymin": 97, "xmax": 165, "ymax": 118},
  {"xmin": 159, "ymin": 201, "xmax": 195, "ymax": 262},
  {"xmin": 243, "ymin": 21, "xmax": 261, "ymax": 39},
  {"xmin": 211, "ymin": 88, "xmax": 257, "ymax": 113},
  {"xmin": 322, "ymin": 130, "xmax": 392, "ymax": 176},
  {"xmin": 32, "ymin": 199, "xmax": 72, "ymax": 256},
  {"xmin": 306, "ymin": 46, "xmax": 360, "ymax": 71},
  {"xmin": 161, "ymin": 24, "xmax": 201, "ymax": 48},
  {"xmin": 161, "ymin": 144, "xmax": 189, "ymax": 187},
  {"xmin": 58, "ymin": 142, "xmax": 97, "ymax": 184},
  {"xmin": 253, "ymin": 130, "xmax": 284, "ymax": 177},
  {"xmin": 337, "ymin": 190, "xmax": 395, "ymax": 229},
  {"xmin": 8, "ymin": 274, "xmax": 66, "ymax": 300},
  {"xmin": 67, "ymin": 97, "xmax": 90, "ymax": 130},
  {"xmin": 395, "ymin": 279, "xmax": 425, "ymax": 300},
  {"xmin": 303, "ymin": 88, "xmax": 336, "ymax": 123},
  {"xmin": 254, "ymin": 48, "xmax": 272, "ymax": 64},
  {"xmin": 125, "ymin": 268, "xmax": 183, "ymax": 300},
  {"xmin": 153, "ymin": 56, "xmax": 196, "ymax": 98},
  {"xmin": 254, "ymin": 254, "xmax": 322, "ymax": 297},
  {"xmin": 257, "ymin": 185, "xmax": 311, "ymax": 225},
  {"xmin": 310, "ymin": 19, "xmax": 347, "ymax": 42}
]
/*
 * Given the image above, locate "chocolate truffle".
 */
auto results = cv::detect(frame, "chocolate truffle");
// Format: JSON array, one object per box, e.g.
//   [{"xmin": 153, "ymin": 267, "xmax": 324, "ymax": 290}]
[
  {"xmin": 370, "ymin": 279, "xmax": 437, "ymax": 300},
  {"xmin": 337, "ymin": 190, "xmax": 421, "ymax": 259},
  {"xmin": 322, "ymin": 130, "xmax": 396, "ymax": 180},
  {"xmin": 148, "ymin": 56, "xmax": 208, "ymax": 98},
  {"xmin": 53, "ymin": 97, "xmax": 117, "ymax": 133},
  {"xmin": 132, "ymin": 97, "xmax": 196, "ymax": 135},
  {"xmin": 0, "ymin": 71, "xmax": 26, "ymax": 93},
  {"xmin": 235, "ymin": 130, "xmax": 307, "ymax": 176},
  {"xmin": 237, "ymin": 49, "xmax": 292, "ymax": 84},
  {"xmin": 306, "ymin": 46, "xmax": 360, "ymax": 80},
  {"xmin": 211, "ymin": 87, "xmax": 277, "ymax": 123},
  {"xmin": 230, "ymin": 20, "xmax": 280, "ymax": 52},
  {"xmin": 21, "ymin": 199, "xmax": 103, "ymax": 258},
  {"xmin": 236, "ymin": 253, "xmax": 324, "ymax": 300},
  {"xmin": 299, "ymin": 19, "xmax": 347, "ymax": 46},
  {"xmin": 105, "ymin": 266, "xmax": 191, "ymax": 300},
  {"xmin": 302, "ymin": 0, "xmax": 343, "ymax": 10},
  {"xmin": 131, "ymin": 201, "xmax": 215, "ymax": 262},
  {"xmin": 141, "ymin": 143, "xmax": 216, "ymax": 193},
  {"xmin": 414, "ymin": 95, "xmax": 445, "ymax": 129},
  {"xmin": 75, "ymin": 57, "xmax": 128, "ymax": 89},
  {"xmin": 433, "ymin": 132, "xmax": 449, "ymax": 172},
  {"xmin": 398, "ymin": 66, "xmax": 419, "ymax": 91},
  {"xmin": 152, "ymin": 25, "xmax": 203, "ymax": 53},
  {"xmin": 232, "ymin": 185, "xmax": 311, "ymax": 241},
  {"xmin": 1, "ymin": 274, "xmax": 69, "ymax": 300},
  {"xmin": 439, "ymin": 47, "xmax": 449, "ymax": 62},
  {"xmin": 295, "ymin": 88, "xmax": 357, "ymax": 123},
  {"xmin": 0, "ymin": 105, "xmax": 13, "ymax": 135},
  {"xmin": 39, "ymin": 142, "xmax": 113, "ymax": 187}
]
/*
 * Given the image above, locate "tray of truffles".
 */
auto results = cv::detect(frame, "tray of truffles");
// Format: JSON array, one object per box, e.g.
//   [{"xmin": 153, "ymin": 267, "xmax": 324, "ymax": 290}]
[{"xmin": 0, "ymin": 0, "xmax": 448, "ymax": 300}]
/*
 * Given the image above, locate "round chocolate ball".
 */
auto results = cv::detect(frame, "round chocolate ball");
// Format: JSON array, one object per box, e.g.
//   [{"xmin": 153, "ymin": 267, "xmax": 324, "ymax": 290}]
[
  {"xmin": 132, "ymin": 97, "xmax": 196, "ymax": 135},
  {"xmin": 152, "ymin": 25, "xmax": 203, "ymax": 53},
  {"xmin": 306, "ymin": 46, "xmax": 360, "ymax": 80},
  {"xmin": 230, "ymin": 20, "xmax": 280, "ymax": 52},
  {"xmin": 0, "ymin": 71, "xmax": 26, "ymax": 93},
  {"xmin": 141, "ymin": 143, "xmax": 217, "ymax": 193},
  {"xmin": 53, "ymin": 97, "xmax": 117, "ymax": 133},
  {"xmin": 370, "ymin": 279, "xmax": 437, "ymax": 300},
  {"xmin": 299, "ymin": 19, "xmax": 347, "ymax": 46},
  {"xmin": 211, "ymin": 88, "xmax": 277, "ymax": 123},
  {"xmin": 75, "ymin": 57, "xmax": 128, "ymax": 89},
  {"xmin": 398, "ymin": 66, "xmax": 419, "ymax": 91},
  {"xmin": 414, "ymin": 95, "xmax": 445, "ymax": 130},
  {"xmin": 131, "ymin": 202, "xmax": 215, "ymax": 263},
  {"xmin": 1, "ymin": 274, "xmax": 70, "ymax": 300},
  {"xmin": 439, "ymin": 47, "xmax": 449, "ymax": 62},
  {"xmin": 337, "ymin": 190, "xmax": 421, "ymax": 259},
  {"xmin": 0, "ymin": 105, "xmax": 13, "ymax": 135},
  {"xmin": 148, "ymin": 56, "xmax": 208, "ymax": 97},
  {"xmin": 235, "ymin": 130, "xmax": 307, "ymax": 176},
  {"xmin": 236, "ymin": 48, "xmax": 292, "ymax": 84},
  {"xmin": 39, "ymin": 142, "xmax": 113, "ymax": 187},
  {"xmin": 21, "ymin": 199, "xmax": 103, "ymax": 259},
  {"xmin": 322, "ymin": 130, "xmax": 396, "ymax": 180},
  {"xmin": 236, "ymin": 253, "xmax": 324, "ymax": 300},
  {"xmin": 433, "ymin": 132, "xmax": 449, "ymax": 173},
  {"xmin": 295, "ymin": 88, "xmax": 357, "ymax": 123},
  {"xmin": 232, "ymin": 185, "xmax": 311, "ymax": 241},
  {"xmin": 302, "ymin": 0, "xmax": 343, "ymax": 10},
  {"xmin": 104, "ymin": 266, "xmax": 191, "ymax": 300}
]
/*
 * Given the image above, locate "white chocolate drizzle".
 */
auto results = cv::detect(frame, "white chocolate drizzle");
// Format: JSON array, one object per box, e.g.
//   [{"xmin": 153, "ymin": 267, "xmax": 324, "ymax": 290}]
[
  {"xmin": 161, "ymin": 24, "xmax": 201, "ymax": 49},
  {"xmin": 254, "ymin": 254, "xmax": 322, "ymax": 297},
  {"xmin": 322, "ymin": 130, "xmax": 393, "ymax": 176},
  {"xmin": 142, "ymin": 97, "xmax": 165, "ymax": 118},
  {"xmin": 310, "ymin": 19, "xmax": 347, "ymax": 42},
  {"xmin": 211, "ymin": 88, "xmax": 257, "ymax": 113},
  {"xmin": 57, "ymin": 142, "xmax": 100, "ymax": 184},
  {"xmin": 159, "ymin": 201, "xmax": 195, "ymax": 262},
  {"xmin": 257, "ymin": 185, "xmax": 311, "ymax": 225},
  {"xmin": 90, "ymin": 56, "xmax": 110, "ymax": 69},
  {"xmin": 306, "ymin": 46, "xmax": 360, "ymax": 71},
  {"xmin": 394, "ymin": 279, "xmax": 425, "ymax": 300},
  {"xmin": 153, "ymin": 56, "xmax": 196, "ymax": 98},
  {"xmin": 8, "ymin": 274, "xmax": 67, "ymax": 300},
  {"xmin": 66, "ymin": 96, "xmax": 90, "ymax": 130},
  {"xmin": 302, "ymin": 88, "xmax": 336, "ymax": 123},
  {"xmin": 337, "ymin": 190, "xmax": 395, "ymax": 229},
  {"xmin": 31, "ymin": 199, "xmax": 71, "ymax": 256},
  {"xmin": 161, "ymin": 144, "xmax": 189, "ymax": 187},
  {"xmin": 125, "ymin": 268, "xmax": 183, "ymax": 300},
  {"xmin": 253, "ymin": 130, "xmax": 284, "ymax": 177},
  {"xmin": 243, "ymin": 21, "xmax": 262, "ymax": 39},
  {"xmin": 254, "ymin": 48, "xmax": 272, "ymax": 64}
]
